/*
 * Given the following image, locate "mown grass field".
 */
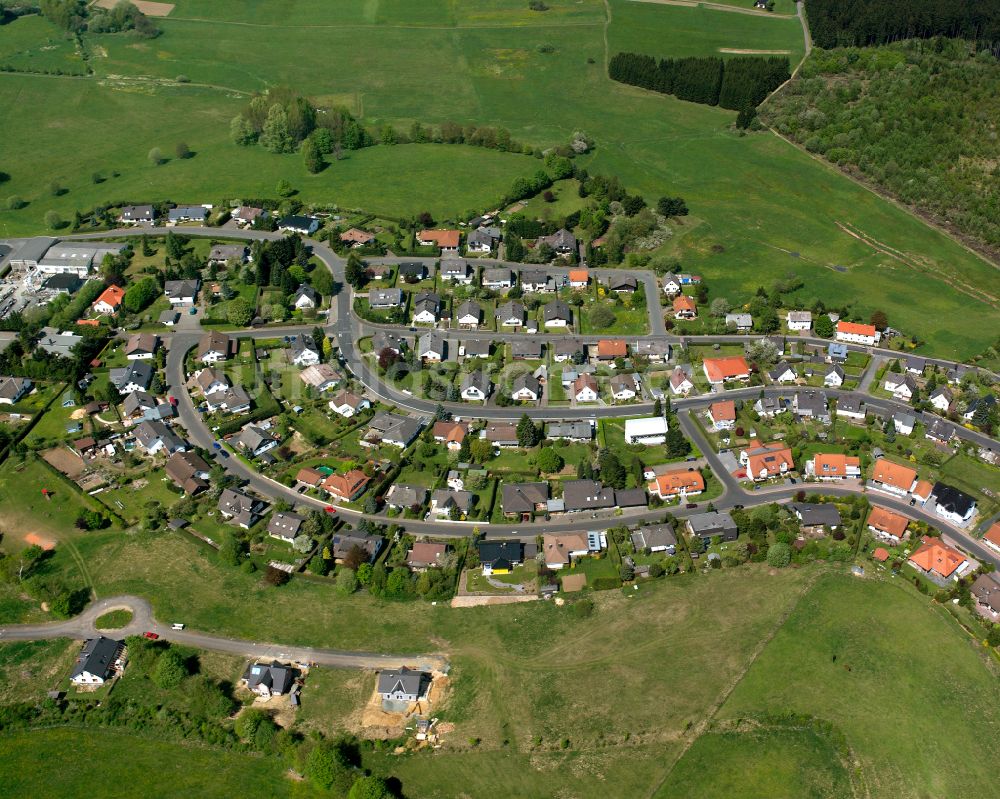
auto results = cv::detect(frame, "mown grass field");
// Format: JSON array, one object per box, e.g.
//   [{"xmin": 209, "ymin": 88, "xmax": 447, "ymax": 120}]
[
  {"xmin": 0, "ymin": 728, "xmax": 301, "ymax": 799},
  {"xmin": 0, "ymin": 3, "xmax": 997, "ymax": 357}
]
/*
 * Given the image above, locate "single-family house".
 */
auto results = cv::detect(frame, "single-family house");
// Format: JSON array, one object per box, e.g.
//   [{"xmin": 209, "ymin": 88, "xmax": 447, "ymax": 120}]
[
  {"xmin": 905, "ymin": 356, "xmax": 926, "ymax": 375},
  {"xmin": 406, "ymin": 542, "xmax": 448, "ymax": 571},
  {"xmin": 631, "ymin": 525, "xmax": 677, "ymax": 555},
  {"xmin": 299, "ymin": 363, "xmax": 341, "ymax": 392},
  {"xmin": 461, "ymin": 339, "xmax": 491, "ymax": 359},
  {"xmin": 231, "ymin": 206, "xmax": 265, "ymax": 227},
  {"xmin": 754, "ymin": 396, "xmax": 784, "ymax": 418},
  {"xmin": 291, "ymin": 284, "xmax": 319, "ymax": 310},
  {"xmin": 432, "ymin": 420, "xmax": 469, "ymax": 451},
  {"xmin": 786, "ymin": 310, "xmax": 812, "ymax": 331},
  {"xmin": 608, "ymin": 275, "xmax": 637, "ymax": 293},
  {"xmin": 546, "ymin": 420, "xmax": 593, "ymax": 442},
  {"xmin": 893, "ymin": 412, "xmax": 916, "ymax": 435},
  {"xmin": 687, "ymin": 511, "xmax": 738, "ymax": 546},
  {"xmin": 670, "ymin": 366, "xmax": 694, "ymax": 396},
  {"xmin": 708, "ymin": 400, "xmax": 736, "ymax": 430},
  {"xmin": 267, "ymin": 512, "xmax": 305, "ymax": 545},
  {"xmin": 562, "ymin": 479, "xmax": 616, "ymax": 513},
  {"xmin": 440, "ymin": 260, "xmax": 472, "ymax": 284},
  {"xmin": 197, "ymin": 331, "xmax": 232, "ymax": 364},
  {"xmin": 288, "ymin": 334, "xmax": 321, "ymax": 366},
  {"xmin": 134, "ymin": 419, "xmax": 186, "ymax": 456},
  {"xmin": 610, "ymin": 373, "xmax": 640, "ymax": 402},
  {"xmin": 119, "ymin": 205, "xmax": 155, "ymax": 225},
  {"xmin": 204, "ymin": 386, "xmax": 251, "ymax": 414},
  {"xmin": 92, "ymin": 285, "xmax": 126, "ymax": 315},
  {"xmin": 930, "ymin": 482, "xmax": 976, "ymax": 525},
  {"xmin": 454, "ymin": 300, "xmax": 482, "ymax": 328},
  {"xmin": 164, "ymin": 279, "xmax": 199, "ymax": 305},
  {"xmin": 633, "ymin": 340, "xmax": 671, "ymax": 363},
  {"xmin": 378, "ymin": 667, "xmax": 426, "ymax": 702},
  {"xmin": 217, "ymin": 488, "xmax": 267, "ymax": 528},
  {"xmin": 483, "ymin": 267, "xmax": 514, "ymax": 291},
  {"xmin": 926, "ymin": 418, "xmax": 953, "ymax": 445},
  {"xmin": 982, "ymin": 522, "xmax": 1000, "ymax": 555},
  {"xmin": 724, "ymin": 313, "xmax": 751, "ymax": 332},
  {"xmin": 870, "ymin": 459, "xmax": 917, "ymax": 496},
  {"xmin": 552, "ymin": 339, "xmax": 585, "ymax": 363},
  {"xmin": 242, "ymin": 660, "xmax": 296, "ymax": 698},
  {"xmin": 662, "ymin": 274, "xmax": 682, "ymax": 296},
  {"xmin": 429, "ymin": 489, "xmax": 474, "ymax": 519},
  {"xmin": 418, "ymin": 331, "xmax": 445, "ymax": 362},
  {"xmin": 793, "ymin": 390, "xmax": 831, "ymax": 423},
  {"xmin": 540, "ymin": 229, "xmax": 577, "ymax": 256},
  {"xmin": 543, "ymin": 532, "xmax": 600, "ymax": 570},
  {"xmin": 196, "ymin": 367, "xmax": 230, "ymax": 396},
  {"xmin": 364, "ymin": 412, "xmax": 423, "ymax": 448},
  {"xmin": 397, "ymin": 262, "xmax": 427, "ymax": 282},
  {"xmin": 331, "ymin": 533, "xmax": 383, "ymax": 564},
  {"xmin": 484, "ymin": 422, "xmax": 519, "ymax": 448},
  {"xmin": 502, "ymin": 482, "xmax": 550, "ymax": 520},
  {"xmin": 543, "ymin": 299, "xmax": 572, "ymax": 328},
  {"xmin": 339, "ymin": 228, "xmax": 375, "ymax": 247},
  {"xmin": 208, "ymin": 244, "xmax": 248, "ymax": 265},
  {"xmin": 124, "ymin": 333, "xmax": 159, "ymax": 361},
  {"xmin": 277, "ymin": 215, "xmax": 320, "ymax": 235},
  {"xmin": 386, "ymin": 484, "xmax": 427, "ymax": 511},
  {"xmin": 511, "ymin": 339, "xmax": 544, "ymax": 360},
  {"xmin": 790, "ymin": 502, "xmax": 841, "ymax": 534},
  {"xmin": 740, "ymin": 440, "xmax": 794, "ymax": 481},
  {"xmin": 321, "ymin": 469, "xmax": 371, "ymax": 502},
  {"xmin": 512, "ymin": 372, "xmax": 541, "ymax": 402},
  {"xmin": 0, "ymin": 376, "xmax": 31, "ymax": 405},
  {"xmin": 827, "ymin": 342, "xmax": 849, "ymax": 363},
  {"xmin": 909, "ymin": 536, "xmax": 970, "ymax": 581},
  {"xmin": 165, "ymin": 451, "xmax": 211, "ymax": 494},
  {"xmin": 929, "ymin": 386, "xmax": 953, "ymax": 413},
  {"xmin": 596, "ymin": 339, "xmax": 627, "ymax": 362},
  {"xmin": 884, "ymin": 373, "xmax": 917, "ymax": 401},
  {"xmin": 521, "ymin": 269, "xmax": 553, "ymax": 293},
  {"xmin": 806, "ymin": 453, "xmax": 861, "ymax": 480},
  {"xmin": 460, "ymin": 370, "xmax": 491, "ymax": 401},
  {"xmin": 648, "ymin": 468, "xmax": 704, "ymax": 500},
  {"xmin": 673, "ymin": 295, "xmax": 697, "ymax": 320},
  {"xmin": 232, "ymin": 425, "xmax": 280, "ymax": 457},
  {"xmin": 837, "ymin": 395, "xmax": 865, "ymax": 420},
  {"xmin": 372, "ymin": 331, "xmax": 406, "ymax": 356},
  {"xmin": 836, "ymin": 321, "xmax": 879, "ymax": 345},
  {"xmin": 411, "ymin": 292, "xmax": 441, "ymax": 324},
  {"xmin": 417, "ymin": 229, "xmax": 460, "ymax": 252},
  {"xmin": 368, "ymin": 288, "xmax": 404, "ymax": 310},
  {"xmin": 703, "ymin": 356, "xmax": 751, "ymax": 385},
  {"xmin": 109, "ymin": 361, "xmax": 154, "ymax": 394},
  {"xmin": 70, "ymin": 637, "xmax": 124, "ymax": 686},
  {"xmin": 573, "ymin": 373, "xmax": 599, "ymax": 403},
  {"xmin": 824, "ymin": 364, "xmax": 845, "ymax": 387},
  {"xmin": 769, "ymin": 362, "xmax": 797, "ymax": 384},
  {"xmin": 972, "ymin": 573, "xmax": 1000, "ymax": 621},
  {"xmin": 496, "ymin": 300, "xmax": 525, "ymax": 327},
  {"xmin": 168, "ymin": 205, "xmax": 208, "ymax": 224}
]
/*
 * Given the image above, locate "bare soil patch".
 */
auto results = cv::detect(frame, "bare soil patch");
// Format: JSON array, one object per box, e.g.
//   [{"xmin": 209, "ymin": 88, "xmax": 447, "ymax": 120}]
[
  {"xmin": 41, "ymin": 447, "xmax": 84, "ymax": 480},
  {"xmin": 24, "ymin": 533, "xmax": 56, "ymax": 551},
  {"xmin": 718, "ymin": 48, "xmax": 792, "ymax": 54}
]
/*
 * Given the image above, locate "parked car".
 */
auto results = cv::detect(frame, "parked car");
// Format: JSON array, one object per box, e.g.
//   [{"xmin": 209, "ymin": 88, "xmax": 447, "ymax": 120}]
[
  {"xmin": 143, "ymin": 631, "xmax": 159, "ymax": 640},
  {"xmin": 171, "ymin": 623, "xmax": 185, "ymax": 631},
  {"xmin": 686, "ymin": 503, "xmax": 698, "ymax": 509}
]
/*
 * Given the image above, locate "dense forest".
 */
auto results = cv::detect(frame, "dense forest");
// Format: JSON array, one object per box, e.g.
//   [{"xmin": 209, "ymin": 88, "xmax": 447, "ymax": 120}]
[
  {"xmin": 806, "ymin": 0, "xmax": 1000, "ymax": 49},
  {"xmin": 762, "ymin": 39, "xmax": 1000, "ymax": 249},
  {"xmin": 609, "ymin": 52, "xmax": 790, "ymax": 111}
]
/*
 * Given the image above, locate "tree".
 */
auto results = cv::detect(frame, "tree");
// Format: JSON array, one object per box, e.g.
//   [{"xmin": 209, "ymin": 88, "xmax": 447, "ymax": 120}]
[
  {"xmin": 152, "ymin": 647, "xmax": 187, "ymax": 689},
  {"xmin": 665, "ymin": 426, "xmax": 691, "ymax": 458},
  {"xmin": 345, "ymin": 254, "xmax": 367, "ymax": 289},
  {"xmin": 175, "ymin": 141, "xmax": 191, "ymax": 160},
  {"xmin": 218, "ymin": 530, "xmax": 245, "ymax": 567},
  {"xmin": 276, "ymin": 179, "xmax": 294, "ymax": 197},
  {"xmin": 736, "ymin": 105, "xmax": 756, "ymax": 129},
  {"xmin": 6, "ymin": 195, "xmax": 25, "ymax": 210},
  {"xmin": 469, "ymin": 438, "xmax": 494, "ymax": 463},
  {"xmin": 710, "ymin": 297, "xmax": 730, "ymax": 317},
  {"xmin": 261, "ymin": 104, "xmax": 294, "ymax": 153},
  {"xmin": 537, "ymin": 448, "xmax": 564, "ymax": 473},
  {"xmin": 308, "ymin": 555, "xmax": 328, "ymax": 575},
  {"xmin": 653, "ymin": 397, "xmax": 662, "ymax": 416},
  {"xmin": 766, "ymin": 542, "xmax": 791, "ymax": 568},
  {"xmin": 814, "ymin": 314, "xmax": 834, "ymax": 338},
  {"xmin": 336, "ymin": 567, "xmax": 358, "ymax": 595},
  {"xmin": 148, "ymin": 147, "xmax": 164, "ymax": 165},
  {"xmin": 517, "ymin": 413, "xmax": 539, "ymax": 447},
  {"xmin": 302, "ymin": 136, "xmax": 324, "ymax": 174},
  {"xmin": 870, "ymin": 309, "xmax": 889, "ymax": 331},
  {"xmin": 227, "ymin": 297, "xmax": 254, "ymax": 326},
  {"xmin": 123, "ymin": 277, "xmax": 158, "ymax": 313},
  {"xmin": 657, "ymin": 196, "xmax": 689, "ymax": 218},
  {"xmin": 688, "ymin": 534, "xmax": 705, "ymax": 554},
  {"xmin": 589, "ymin": 305, "xmax": 616, "ymax": 329},
  {"xmin": 598, "ymin": 450, "xmax": 626, "ymax": 489},
  {"xmin": 231, "ymin": 115, "xmax": 256, "ymax": 145},
  {"xmin": 348, "ymin": 776, "xmax": 393, "ymax": 799},
  {"xmin": 44, "ymin": 210, "xmax": 62, "ymax": 230}
]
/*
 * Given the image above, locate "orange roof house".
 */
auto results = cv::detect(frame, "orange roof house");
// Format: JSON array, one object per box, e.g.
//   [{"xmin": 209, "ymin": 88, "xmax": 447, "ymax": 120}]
[
  {"xmin": 703, "ymin": 355, "xmax": 751, "ymax": 384},
  {"xmin": 568, "ymin": 269, "xmax": 589, "ymax": 286},
  {"xmin": 709, "ymin": 400, "xmax": 736, "ymax": 427},
  {"xmin": 596, "ymin": 339, "xmax": 627, "ymax": 359},
  {"xmin": 432, "ymin": 420, "xmax": 469, "ymax": 450},
  {"xmin": 648, "ymin": 469, "xmax": 705, "ymax": 499},
  {"xmin": 92, "ymin": 285, "xmax": 125, "ymax": 314},
  {"xmin": 76, "ymin": 319, "xmax": 100, "ymax": 327},
  {"xmin": 673, "ymin": 295, "xmax": 697, "ymax": 319},
  {"xmin": 867, "ymin": 506, "xmax": 910, "ymax": 542},
  {"xmin": 339, "ymin": 228, "xmax": 375, "ymax": 245},
  {"xmin": 908, "ymin": 536, "xmax": 967, "ymax": 580},
  {"xmin": 809, "ymin": 453, "xmax": 861, "ymax": 479},
  {"xmin": 836, "ymin": 320, "xmax": 878, "ymax": 341},
  {"xmin": 742, "ymin": 441, "xmax": 794, "ymax": 481},
  {"xmin": 912, "ymin": 480, "xmax": 934, "ymax": 502},
  {"xmin": 984, "ymin": 522, "xmax": 1000, "ymax": 553},
  {"xmin": 417, "ymin": 229, "xmax": 460, "ymax": 249},
  {"xmin": 321, "ymin": 469, "xmax": 371, "ymax": 502},
  {"xmin": 870, "ymin": 458, "xmax": 917, "ymax": 495},
  {"xmin": 295, "ymin": 467, "xmax": 324, "ymax": 486},
  {"xmin": 872, "ymin": 547, "xmax": 891, "ymax": 563}
]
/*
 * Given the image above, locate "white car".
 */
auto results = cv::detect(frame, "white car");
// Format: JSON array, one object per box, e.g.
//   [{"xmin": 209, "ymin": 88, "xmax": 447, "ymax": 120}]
[{"xmin": 171, "ymin": 623, "xmax": 185, "ymax": 631}]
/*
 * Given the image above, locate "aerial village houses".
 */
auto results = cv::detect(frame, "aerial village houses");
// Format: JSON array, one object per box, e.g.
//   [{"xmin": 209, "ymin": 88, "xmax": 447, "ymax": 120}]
[
  {"xmin": 870, "ymin": 459, "xmax": 917, "ymax": 497},
  {"xmin": 92, "ymin": 285, "xmax": 125, "ymax": 316},
  {"xmin": 417, "ymin": 229, "xmax": 460, "ymax": 253},
  {"xmin": 867, "ymin": 506, "xmax": 910, "ymax": 544},
  {"xmin": 908, "ymin": 536, "xmax": 971, "ymax": 582},
  {"xmin": 647, "ymin": 469, "xmax": 704, "ymax": 501},
  {"xmin": 836, "ymin": 320, "xmax": 879, "ymax": 345},
  {"xmin": 805, "ymin": 453, "xmax": 861, "ymax": 480},
  {"xmin": 740, "ymin": 440, "xmax": 794, "ymax": 481},
  {"xmin": 703, "ymin": 355, "xmax": 751, "ymax": 385}
]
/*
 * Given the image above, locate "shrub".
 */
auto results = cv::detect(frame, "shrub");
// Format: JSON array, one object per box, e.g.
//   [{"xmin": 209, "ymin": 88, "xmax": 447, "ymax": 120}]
[{"xmin": 766, "ymin": 542, "xmax": 791, "ymax": 568}]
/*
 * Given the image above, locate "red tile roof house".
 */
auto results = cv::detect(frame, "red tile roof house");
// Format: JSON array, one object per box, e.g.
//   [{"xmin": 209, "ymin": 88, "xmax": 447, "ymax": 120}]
[
  {"xmin": 805, "ymin": 453, "xmax": 861, "ymax": 480},
  {"xmin": 708, "ymin": 400, "xmax": 736, "ymax": 431},
  {"xmin": 908, "ymin": 536, "xmax": 970, "ymax": 582},
  {"xmin": 869, "ymin": 458, "xmax": 917, "ymax": 497},
  {"xmin": 702, "ymin": 356, "xmax": 751, "ymax": 386},
  {"xmin": 339, "ymin": 228, "xmax": 375, "ymax": 247},
  {"xmin": 867, "ymin": 506, "xmax": 910, "ymax": 544},
  {"xmin": 740, "ymin": 440, "xmax": 794, "ymax": 481},
  {"xmin": 321, "ymin": 469, "xmax": 371, "ymax": 503},
  {"xmin": 983, "ymin": 522, "xmax": 1000, "ymax": 555},
  {"xmin": 406, "ymin": 542, "xmax": 448, "ymax": 571},
  {"xmin": 416, "ymin": 229, "xmax": 460, "ymax": 252},
  {"xmin": 595, "ymin": 339, "xmax": 628, "ymax": 361},
  {"xmin": 92, "ymin": 285, "xmax": 125, "ymax": 316},
  {"xmin": 835, "ymin": 320, "xmax": 879, "ymax": 345},
  {"xmin": 673, "ymin": 294, "xmax": 697, "ymax": 320}
]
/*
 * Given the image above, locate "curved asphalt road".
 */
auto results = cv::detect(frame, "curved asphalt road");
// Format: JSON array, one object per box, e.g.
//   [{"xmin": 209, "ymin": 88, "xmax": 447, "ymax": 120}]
[{"xmin": 0, "ymin": 595, "xmax": 446, "ymax": 672}]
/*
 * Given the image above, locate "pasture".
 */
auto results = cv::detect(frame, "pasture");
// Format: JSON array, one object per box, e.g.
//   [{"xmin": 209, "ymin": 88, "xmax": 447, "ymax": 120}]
[{"xmin": 0, "ymin": 3, "xmax": 995, "ymax": 357}]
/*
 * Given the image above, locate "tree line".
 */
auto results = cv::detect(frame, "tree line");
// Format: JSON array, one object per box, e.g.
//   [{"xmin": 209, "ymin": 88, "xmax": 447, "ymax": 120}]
[
  {"xmin": 608, "ymin": 52, "xmax": 790, "ymax": 111},
  {"xmin": 806, "ymin": 0, "xmax": 1000, "ymax": 49},
  {"xmin": 39, "ymin": 0, "xmax": 159, "ymax": 38}
]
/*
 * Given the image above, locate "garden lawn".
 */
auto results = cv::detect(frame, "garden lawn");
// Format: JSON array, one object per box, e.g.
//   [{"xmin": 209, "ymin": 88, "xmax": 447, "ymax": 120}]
[
  {"xmin": 720, "ymin": 572, "xmax": 1000, "ymax": 798},
  {"xmin": 0, "ymin": 639, "xmax": 79, "ymax": 704}
]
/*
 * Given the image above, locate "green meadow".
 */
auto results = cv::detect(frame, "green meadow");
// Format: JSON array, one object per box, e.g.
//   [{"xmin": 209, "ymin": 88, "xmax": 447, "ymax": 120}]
[{"xmin": 0, "ymin": 0, "xmax": 996, "ymax": 359}]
